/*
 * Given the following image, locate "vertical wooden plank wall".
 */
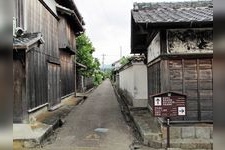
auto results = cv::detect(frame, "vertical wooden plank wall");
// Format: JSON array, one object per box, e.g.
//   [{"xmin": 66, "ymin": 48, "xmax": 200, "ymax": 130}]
[
  {"xmin": 167, "ymin": 58, "xmax": 213, "ymax": 121},
  {"xmin": 26, "ymin": 0, "xmax": 59, "ymax": 57},
  {"xmin": 147, "ymin": 58, "xmax": 213, "ymax": 122},
  {"xmin": 60, "ymin": 51, "xmax": 75, "ymax": 97},
  {"xmin": 14, "ymin": 0, "xmax": 25, "ymax": 28},
  {"xmin": 25, "ymin": 0, "xmax": 60, "ymax": 109},
  {"xmin": 147, "ymin": 62, "xmax": 161, "ymax": 107},
  {"xmin": 47, "ymin": 63, "xmax": 61, "ymax": 107},
  {"xmin": 13, "ymin": 51, "xmax": 27, "ymax": 123},
  {"xmin": 58, "ymin": 17, "xmax": 76, "ymax": 50}
]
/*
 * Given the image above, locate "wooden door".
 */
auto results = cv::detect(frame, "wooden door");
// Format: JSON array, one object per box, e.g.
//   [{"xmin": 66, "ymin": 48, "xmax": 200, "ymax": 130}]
[{"xmin": 48, "ymin": 63, "xmax": 61, "ymax": 109}]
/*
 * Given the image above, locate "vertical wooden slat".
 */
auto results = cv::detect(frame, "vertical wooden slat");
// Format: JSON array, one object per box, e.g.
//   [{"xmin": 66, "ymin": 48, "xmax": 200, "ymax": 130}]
[
  {"xmin": 197, "ymin": 59, "xmax": 202, "ymax": 121},
  {"xmin": 182, "ymin": 59, "xmax": 185, "ymax": 94}
]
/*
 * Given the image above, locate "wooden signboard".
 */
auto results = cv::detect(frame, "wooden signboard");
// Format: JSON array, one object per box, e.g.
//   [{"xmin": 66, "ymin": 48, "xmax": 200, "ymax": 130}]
[
  {"xmin": 151, "ymin": 92, "xmax": 187, "ymax": 148},
  {"xmin": 151, "ymin": 92, "xmax": 186, "ymax": 118}
]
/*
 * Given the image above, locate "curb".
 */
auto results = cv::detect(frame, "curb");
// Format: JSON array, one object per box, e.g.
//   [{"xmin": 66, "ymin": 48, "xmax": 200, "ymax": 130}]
[
  {"xmin": 13, "ymin": 123, "xmax": 54, "ymax": 149},
  {"xmin": 13, "ymin": 96, "xmax": 86, "ymax": 149}
]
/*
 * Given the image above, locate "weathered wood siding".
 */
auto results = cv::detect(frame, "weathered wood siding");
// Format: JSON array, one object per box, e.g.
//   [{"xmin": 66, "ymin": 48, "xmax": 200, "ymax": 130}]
[
  {"xmin": 168, "ymin": 58, "xmax": 213, "ymax": 121},
  {"xmin": 14, "ymin": 0, "xmax": 25, "ymax": 28},
  {"xmin": 14, "ymin": 0, "xmax": 79, "ymax": 113},
  {"xmin": 147, "ymin": 62, "xmax": 161, "ymax": 107},
  {"xmin": 25, "ymin": 0, "xmax": 61, "ymax": 109},
  {"xmin": 26, "ymin": 47, "xmax": 48, "ymax": 109},
  {"xmin": 13, "ymin": 50, "xmax": 27, "ymax": 123},
  {"xmin": 60, "ymin": 51, "xmax": 75, "ymax": 97},
  {"xmin": 58, "ymin": 16, "xmax": 76, "ymax": 50},
  {"xmin": 48, "ymin": 63, "xmax": 61, "ymax": 107},
  {"xmin": 26, "ymin": 0, "xmax": 59, "ymax": 58},
  {"xmin": 147, "ymin": 28, "xmax": 213, "ymax": 122},
  {"xmin": 147, "ymin": 33, "xmax": 160, "ymax": 63},
  {"xmin": 148, "ymin": 58, "xmax": 213, "ymax": 121}
]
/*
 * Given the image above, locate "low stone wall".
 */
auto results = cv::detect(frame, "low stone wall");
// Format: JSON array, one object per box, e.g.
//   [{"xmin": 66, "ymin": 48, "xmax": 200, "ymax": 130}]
[
  {"xmin": 160, "ymin": 124, "xmax": 213, "ymax": 149},
  {"xmin": 161, "ymin": 125, "xmax": 213, "ymax": 140}
]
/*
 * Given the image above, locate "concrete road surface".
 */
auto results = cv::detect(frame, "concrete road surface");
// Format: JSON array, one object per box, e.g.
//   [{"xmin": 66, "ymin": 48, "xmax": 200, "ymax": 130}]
[{"xmin": 43, "ymin": 79, "xmax": 134, "ymax": 150}]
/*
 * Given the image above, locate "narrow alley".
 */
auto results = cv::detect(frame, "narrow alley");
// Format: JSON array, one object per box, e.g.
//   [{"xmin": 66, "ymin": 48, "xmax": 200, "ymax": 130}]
[
  {"xmin": 43, "ymin": 79, "xmax": 134, "ymax": 150},
  {"xmin": 12, "ymin": 1, "xmax": 213, "ymax": 150}
]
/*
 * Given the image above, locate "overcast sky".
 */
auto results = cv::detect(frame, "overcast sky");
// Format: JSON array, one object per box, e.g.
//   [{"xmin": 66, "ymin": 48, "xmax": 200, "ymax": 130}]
[{"xmin": 74, "ymin": 0, "xmax": 199, "ymax": 66}]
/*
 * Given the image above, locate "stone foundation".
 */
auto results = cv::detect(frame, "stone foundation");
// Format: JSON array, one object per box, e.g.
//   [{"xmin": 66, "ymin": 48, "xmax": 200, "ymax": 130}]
[
  {"xmin": 161, "ymin": 125, "xmax": 213, "ymax": 140},
  {"xmin": 130, "ymin": 109, "xmax": 213, "ymax": 149},
  {"xmin": 119, "ymin": 88, "xmax": 148, "ymax": 108}
]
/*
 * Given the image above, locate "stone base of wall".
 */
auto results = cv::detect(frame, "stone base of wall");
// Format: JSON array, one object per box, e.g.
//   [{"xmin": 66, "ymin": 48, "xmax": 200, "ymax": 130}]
[
  {"xmin": 133, "ymin": 99, "xmax": 148, "ymax": 108},
  {"xmin": 161, "ymin": 125, "xmax": 213, "ymax": 149},
  {"xmin": 28, "ymin": 105, "xmax": 48, "ymax": 123},
  {"xmin": 130, "ymin": 109, "xmax": 213, "ymax": 149},
  {"xmin": 161, "ymin": 125, "xmax": 213, "ymax": 140},
  {"xmin": 119, "ymin": 88, "xmax": 148, "ymax": 108}
]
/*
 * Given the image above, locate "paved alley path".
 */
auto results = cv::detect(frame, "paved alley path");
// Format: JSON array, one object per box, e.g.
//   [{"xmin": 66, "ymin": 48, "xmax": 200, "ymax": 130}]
[{"xmin": 44, "ymin": 79, "xmax": 134, "ymax": 150}]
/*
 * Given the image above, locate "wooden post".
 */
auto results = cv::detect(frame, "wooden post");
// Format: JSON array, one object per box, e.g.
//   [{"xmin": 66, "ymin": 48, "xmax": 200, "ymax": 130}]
[{"xmin": 167, "ymin": 118, "xmax": 170, "ymax": 149}]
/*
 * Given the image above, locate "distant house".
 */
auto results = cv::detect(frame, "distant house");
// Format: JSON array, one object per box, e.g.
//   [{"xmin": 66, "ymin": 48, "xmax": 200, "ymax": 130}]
[
  {"xmin": 76, "ymin": 62, "xmax": 91, "ymax": 93},
  {"xmin": 111, "ymin": 59, "xmax": 122, "ymax": 87},
  {"xmin": 13, "ymin": 0, "xmax": 84, "ymax": 123},
  {"xmin": 112, "ymin": 59, "xmax": 122, "ymax": 71},
  {"xmin": 131, "ymin": 1, "xmax": 213, "ymax": 122}
]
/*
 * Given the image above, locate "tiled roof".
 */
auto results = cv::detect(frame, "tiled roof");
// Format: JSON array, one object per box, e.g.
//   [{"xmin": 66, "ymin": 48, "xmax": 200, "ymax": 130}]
[
  {"xmin": 132, "ymin": 1, "xmax": 213, "ymax": 24},
  {"xmin": 13, "ymin": 33, "xmax": 43, "ymax": 49}
]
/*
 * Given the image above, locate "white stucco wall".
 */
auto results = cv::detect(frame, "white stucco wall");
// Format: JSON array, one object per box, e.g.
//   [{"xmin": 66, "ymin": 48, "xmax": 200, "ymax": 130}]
[
  {"xmin": 133, "ymin": 65, "xmax": 148, "ymax": 100},
  {"xmin": 119, "ymin": 66, "xmax": 134, "ymax": 97},
  {"xmin": 119, "ymin": 62, "xmax": 148, "ymax": 107},
  {"xmin": 147, "ymin": 32, "xmax": 161, "ymax": 63}
]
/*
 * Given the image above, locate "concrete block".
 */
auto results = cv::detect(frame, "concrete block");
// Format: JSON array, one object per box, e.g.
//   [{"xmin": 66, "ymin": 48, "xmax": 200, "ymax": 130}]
[
  {"xmin": 161, "ymin": 127, "xmax": 167, "ymax": 140},
  {"xmin": 24, "ymin": 140, "xmax": 39, "ymax": 148},
  {"xmin": 196, "ymin": 142, "xmax": 212, "ymax": 149},
  {"xmin": 181, "ymin": 127, "xmax": 195, "ymax": 139},
  {"xmin": 170, "ymin": 127, "xmax": 182, "ymax": 139},
  {"xmin": 180, "ymin": 142, "xmax": 197, "ymax": 149},
  {"xmin": 195, "ymin": 127, "xmax": 211, "ymax": 139},
  {"xmin": 133, "ymin": 99, "xmax": 148, "ymax": 108},
  {"xmin": 162, "ymin": 139, "xmax": 181, "ymax": 149},
  {"xmin": 210, "ymin": 127, "xmax": 213, "ymax": 139},
  {"xmin": 170, "ymin": 143, "xmax": 181, "ymax": 149},
  {"xmin": 143, "ymin": 137, "xmax": 149, "ymax": 146},
  {"xmin": 148, "ymin": 140, "xmax": 162, "ymax": 148}
]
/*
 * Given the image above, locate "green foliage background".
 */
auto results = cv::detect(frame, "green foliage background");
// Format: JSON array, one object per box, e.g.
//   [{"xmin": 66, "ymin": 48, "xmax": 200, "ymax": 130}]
[
  {"xmin": 120, "ymin": 56, "xmax": 130, "ymax": 65},
  {"xmin": 76, "ymin": 34, "xmax": 109, "ymax": 85}
]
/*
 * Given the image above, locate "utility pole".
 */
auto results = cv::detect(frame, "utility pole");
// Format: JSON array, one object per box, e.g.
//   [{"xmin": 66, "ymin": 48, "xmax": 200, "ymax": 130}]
[{"xmin": 102, "ymin": 54, "xmax": 106, "ymax": 71}]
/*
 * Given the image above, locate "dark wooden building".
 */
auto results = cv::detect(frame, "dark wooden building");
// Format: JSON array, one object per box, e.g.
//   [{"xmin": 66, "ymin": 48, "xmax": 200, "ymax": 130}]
[
  {"xmin": 131, "ymin": 1, "xmax": 213, "ymax": 123},
  {"xmin": 13, "ymin": 0, "xmax": 84, "ymax": 123},
  {"xmin": 56, "ymin": 0, "xmax": 85, "ymax": 98}
]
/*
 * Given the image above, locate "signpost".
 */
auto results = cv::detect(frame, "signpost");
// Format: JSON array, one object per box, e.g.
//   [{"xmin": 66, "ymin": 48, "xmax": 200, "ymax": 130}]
[{"xmin": 151, "ymin": 92, "xmax": 186, "ymax": 149}]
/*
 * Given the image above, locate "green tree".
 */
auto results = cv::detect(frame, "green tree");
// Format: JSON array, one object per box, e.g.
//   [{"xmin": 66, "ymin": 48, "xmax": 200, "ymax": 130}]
[
  {"xmin": 76, "ymin": 34, "xmax": 103, "ymax": 85},
  {"xmin": 76, "ymin": 34, "xmax": 96, "ymax": 77}
]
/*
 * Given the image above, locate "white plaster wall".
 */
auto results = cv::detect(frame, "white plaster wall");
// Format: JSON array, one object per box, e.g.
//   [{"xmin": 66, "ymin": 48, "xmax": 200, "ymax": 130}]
[
  {"xmin": 119, "ymin": 66, "xmax": 134, "ymax": 97},
  {"xmin": 133, "ymin": 64, "xmax": 148, "ymax": 100},
  {"xmin": 147, "ymin": 33, "xmax": 161, "ymax": 63},
  {"xmin": 119, "ymin": 63, "xmax": 148, "ymax": 107}
]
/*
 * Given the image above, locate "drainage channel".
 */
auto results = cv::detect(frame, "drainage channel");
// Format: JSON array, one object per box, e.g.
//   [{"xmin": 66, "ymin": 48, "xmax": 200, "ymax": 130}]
[{"xmin": 113, "ymin": 86, "xmax": 144, "ymax": 150}]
